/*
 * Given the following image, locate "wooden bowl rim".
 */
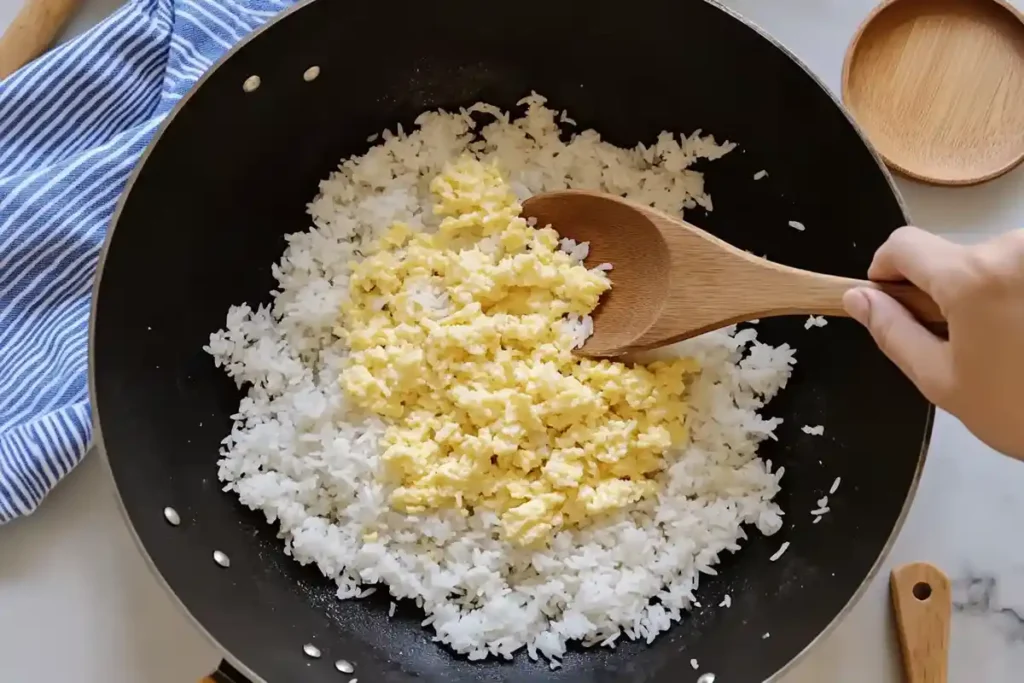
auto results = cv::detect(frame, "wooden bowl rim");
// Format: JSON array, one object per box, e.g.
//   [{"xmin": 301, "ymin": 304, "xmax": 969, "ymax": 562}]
[{"xmin": 841, "ymin": 0, "xmax": 1024, "ymax": 186}]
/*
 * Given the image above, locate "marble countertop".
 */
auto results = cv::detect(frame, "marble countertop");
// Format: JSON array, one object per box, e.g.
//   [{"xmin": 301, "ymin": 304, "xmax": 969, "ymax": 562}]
[{"xmin": 1, "ymin": 0, "xmax": 1023, "ymax": 681}]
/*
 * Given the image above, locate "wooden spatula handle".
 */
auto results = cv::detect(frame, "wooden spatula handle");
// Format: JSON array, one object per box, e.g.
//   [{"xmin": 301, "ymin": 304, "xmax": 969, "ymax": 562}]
[
  {"xmin": 0, "ymin": 0, "xmax": 83, "ymax": 80},
  {"xmin": 891, "ymin": 563, "xmax": 951, "ymax": 683},
  {"xmin": 758, "ymin": 268, "xmax": 945, "ymax": 328},
  {"xmin": 868, "ymin": 281, "xmax": 945, "ymax": 325},
  {"xmin": 201, "ymin": 660, "xmax": 251, "ymax": 682}
]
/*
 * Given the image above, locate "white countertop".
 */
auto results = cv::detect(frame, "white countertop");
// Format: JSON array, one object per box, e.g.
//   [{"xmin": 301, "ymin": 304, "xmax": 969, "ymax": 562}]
[{"xmin": 2, "ymin": 0, "xmax": 1023, "ymax": 681}]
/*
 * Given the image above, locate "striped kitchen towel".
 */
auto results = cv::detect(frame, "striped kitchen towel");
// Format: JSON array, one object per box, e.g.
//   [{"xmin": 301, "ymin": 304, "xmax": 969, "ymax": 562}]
[{"xmin": 0, "ymin": 0, "xmax": 294, "ymax": 522}]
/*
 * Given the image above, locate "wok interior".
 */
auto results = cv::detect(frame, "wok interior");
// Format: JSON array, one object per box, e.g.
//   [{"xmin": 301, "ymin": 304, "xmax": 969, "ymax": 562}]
[{"xmin": 92, "ymin": 1, "xmax": 930, "ymax": 681}]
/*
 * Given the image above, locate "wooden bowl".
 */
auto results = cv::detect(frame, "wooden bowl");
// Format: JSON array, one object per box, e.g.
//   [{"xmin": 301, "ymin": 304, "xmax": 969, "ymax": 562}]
[{"xmin": 842, "ymin": 0, "xmax": 1024, "ymax": 186}]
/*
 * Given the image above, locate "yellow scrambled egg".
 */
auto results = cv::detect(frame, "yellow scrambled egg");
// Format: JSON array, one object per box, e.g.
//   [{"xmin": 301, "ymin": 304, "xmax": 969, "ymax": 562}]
[{"xmin": 338, "ymin": 157, "xmax": 698, "ymax": 546}]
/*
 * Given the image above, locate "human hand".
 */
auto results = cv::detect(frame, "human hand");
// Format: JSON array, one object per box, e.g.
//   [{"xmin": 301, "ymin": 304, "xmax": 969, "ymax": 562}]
[{"xmin": 842, "ymin": 227, "xmax": 1024, "ymax": 460}]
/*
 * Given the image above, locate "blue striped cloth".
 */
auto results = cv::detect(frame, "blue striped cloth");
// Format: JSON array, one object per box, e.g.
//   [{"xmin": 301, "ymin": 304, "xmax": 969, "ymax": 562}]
[{"xmin": 0, "ymin": 0, "xmax": 293, "ymax": 522}]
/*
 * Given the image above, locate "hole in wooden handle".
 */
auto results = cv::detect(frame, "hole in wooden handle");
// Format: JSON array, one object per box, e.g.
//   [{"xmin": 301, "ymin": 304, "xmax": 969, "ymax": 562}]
[{"xmin": 891, "ymin": 563, "xmax": 950, "ymax": 683}]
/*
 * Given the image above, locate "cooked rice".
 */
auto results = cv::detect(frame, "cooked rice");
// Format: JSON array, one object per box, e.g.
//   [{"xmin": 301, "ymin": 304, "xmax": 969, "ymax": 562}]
[
  {"xmin": 830, "ymin": 477, "xmax": 841, "ymax": 495},
  {"xmin": 769, "ymin": 542, "xmax": 790, "ymax": 562},
  {"xmin": 802, "ymin": 425, "xmax": 825, "ymax": 436},
  {"xmin": 753, "ymin": 170, "xmax": 767, "ymax": 180},
  {"xmin": 804, "ymin": 315, "xmax": 827, "ymax": 329},
  {"xmin": 788, "ymin": 220, "xmax": 806, "ymax": 231},
  {"xmin": 205, "ymin": 94, "xmax": 796, "ymax": 664}
]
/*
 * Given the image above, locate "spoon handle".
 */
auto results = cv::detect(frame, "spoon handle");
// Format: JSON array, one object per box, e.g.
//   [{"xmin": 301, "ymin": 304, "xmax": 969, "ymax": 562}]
[
  {"xmin": 759, "ymin": 267, "xmax": 945, "ymax": 328},
  {"xmin": 863, "ymin": 281, "xmax": 946, "ymax": 327},
  {"xmin": 0, "ymin": 0, "xmax": 82, "ymax": 80}
]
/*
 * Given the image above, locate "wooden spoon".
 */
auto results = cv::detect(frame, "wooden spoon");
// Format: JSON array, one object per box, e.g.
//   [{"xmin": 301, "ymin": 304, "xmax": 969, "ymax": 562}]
[
  {"xmin": 0, "ymin": 0, "xmax": 83, "ymax": 80},
  {"xmin": 891, "ymin": 563, "xmax": 951, "ymax": 683},
  {"xmin": 521, "ymin": 190, "xmax": 944, "ymax": 358}
]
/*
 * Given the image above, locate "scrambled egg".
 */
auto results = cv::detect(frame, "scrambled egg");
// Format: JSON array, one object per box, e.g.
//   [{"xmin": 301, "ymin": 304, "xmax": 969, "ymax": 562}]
[{"xmin": 338, "ymin": 157, "xmax": 698, "ymax": 546}]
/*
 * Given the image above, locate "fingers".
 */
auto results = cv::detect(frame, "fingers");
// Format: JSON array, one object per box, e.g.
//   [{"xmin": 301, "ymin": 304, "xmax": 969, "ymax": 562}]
[
  {"xmin": 843, "ymin": 287, "xmax": 954, "ymax": 405},
  {"xmin": 867, "ymin": 226, "xmax": 962, "ymax": 298}
]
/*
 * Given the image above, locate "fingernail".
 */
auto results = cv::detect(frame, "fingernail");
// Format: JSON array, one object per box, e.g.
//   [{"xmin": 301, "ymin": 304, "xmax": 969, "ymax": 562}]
[{"xmin": 843, "ymin": 288, "xmax": 871, "ymax": 326}]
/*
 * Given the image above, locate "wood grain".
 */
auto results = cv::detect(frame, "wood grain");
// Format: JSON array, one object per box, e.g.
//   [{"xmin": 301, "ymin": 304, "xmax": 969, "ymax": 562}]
[
  {"xmin": 891, "ymin": 562, "xmax": 951, "ymax": 683},
  {"xmin": 0, "ymin": 0, "xmax": 83, "ymax": 80},
  {"xmin": 842, "ymin": 0, "xmax": 1024, "ymax": 185},
  {"xmin": 521, "ymin": 190, "xmax": 944, "ymax": 357}
]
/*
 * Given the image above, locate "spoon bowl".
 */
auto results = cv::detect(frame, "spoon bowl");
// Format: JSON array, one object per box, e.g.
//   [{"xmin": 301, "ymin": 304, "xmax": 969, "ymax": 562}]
[
  {"xmin": 527, "ymin": 191, "xmax": 673, "ymax": 355},
  {"xmin": 522, "ymin": 190, "xmax": 945, "ymax": 357}
]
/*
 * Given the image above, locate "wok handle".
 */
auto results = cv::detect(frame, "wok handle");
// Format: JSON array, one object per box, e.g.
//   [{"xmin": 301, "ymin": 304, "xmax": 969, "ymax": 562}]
[
  {"xmin": 891, "ymin": 563, "xmax": 951, "ymax": 683},
  {"xmin": 201, "ymin": 660, "xmax": 252, "ymax": 683}
]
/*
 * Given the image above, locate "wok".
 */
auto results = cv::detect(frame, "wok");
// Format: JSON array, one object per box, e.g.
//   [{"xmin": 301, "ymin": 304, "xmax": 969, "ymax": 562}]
[{"xmin": 89, "ymin": 0, "xmax": 932, "ymax": 681}]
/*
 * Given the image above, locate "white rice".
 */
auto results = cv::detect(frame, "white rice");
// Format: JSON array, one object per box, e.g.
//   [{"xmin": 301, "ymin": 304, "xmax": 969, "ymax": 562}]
[
  {"xmin": 205, "ymin": 94, "xmax": 796, "ymax": 664},
  {"xmin": 559, "ymin": 237, "xmax": 591, "ymax": 263},
  {"xmin": 788, "ymin": 220, "xmax": 806, "ymax": 231},
  {"xmin": 811, "ymin": 495, "xmax": 830, "ymax": 520},
  {"xmin": 804, "ymin": 315, "xmax": 827, "ymax": 329},
  {"xmin": 753, "ymin": 170, "xmax": 767, "ymax": 180},
  {"xmin": 690, "ymin": 658, "xmax": 699, "ymax": 670},
  {"xmin": 719, "ymin": 594, "xmax": 731, "ymax": 608},
  {"xmin": 389, "ymin": 601, "xmax": 396, "ymax": 618},
  {"xmin": 801, "ymin": 425, "xmax": 824, "ymax": 436},
  {"xmin": 830, "ymin": 477, "xmax": 841, "ymax": 495},
  {"xmin": 769, "ymin": 542, "xmax": 790, "ymax": 562}
]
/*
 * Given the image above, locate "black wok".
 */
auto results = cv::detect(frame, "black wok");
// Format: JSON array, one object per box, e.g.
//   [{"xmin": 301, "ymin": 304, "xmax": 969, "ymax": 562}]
[{"xmin": 90, "ymin": 0, "xmax": 932, "ymax": 681}]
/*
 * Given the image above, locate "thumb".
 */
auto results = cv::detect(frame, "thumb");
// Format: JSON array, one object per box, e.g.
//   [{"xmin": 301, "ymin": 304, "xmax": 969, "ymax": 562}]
[{"xmin": 842, "ymin": 287, "xmax": 954, "ymax": 405}]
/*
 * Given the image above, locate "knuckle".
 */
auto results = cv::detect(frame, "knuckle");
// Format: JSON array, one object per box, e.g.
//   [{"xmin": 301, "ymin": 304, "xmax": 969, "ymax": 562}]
[
  {"xmin": 957, "ymin": 247, "xmax": 1018, "ymax": 297},
  {"xmin": 889, "ymin": 225, "xmax": 919, "ymax": 241},
  {"xmin": 885, "ymin": 226, "xmax": 921, "ymax": 254},
  {"xmin": 926, "ymin": 244, "xmax": 1010, "ymax": 305}
]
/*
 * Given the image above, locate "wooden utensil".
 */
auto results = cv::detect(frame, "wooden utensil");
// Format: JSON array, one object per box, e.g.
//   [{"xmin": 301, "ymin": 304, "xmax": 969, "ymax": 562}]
[
  {"xmin": 0, "ymin": 0, "xmax": 83, "ymax": 80},
  {"xmin": 842, "ymin": 0, "xmax": 1024, "ymax": 186},
  {"xmin": 891, "ymin": 563, "xmax": 951, "ymax": 683},
  {"xmin": 521, "ymin": 190, "xmax": 944, "ymax": 358}
]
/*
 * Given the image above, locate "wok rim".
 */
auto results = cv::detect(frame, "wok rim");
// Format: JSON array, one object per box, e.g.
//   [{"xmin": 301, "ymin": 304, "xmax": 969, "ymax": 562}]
[{"xmin": 87, "ymin": 1, "xmax": 932, "ymax": 681}]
